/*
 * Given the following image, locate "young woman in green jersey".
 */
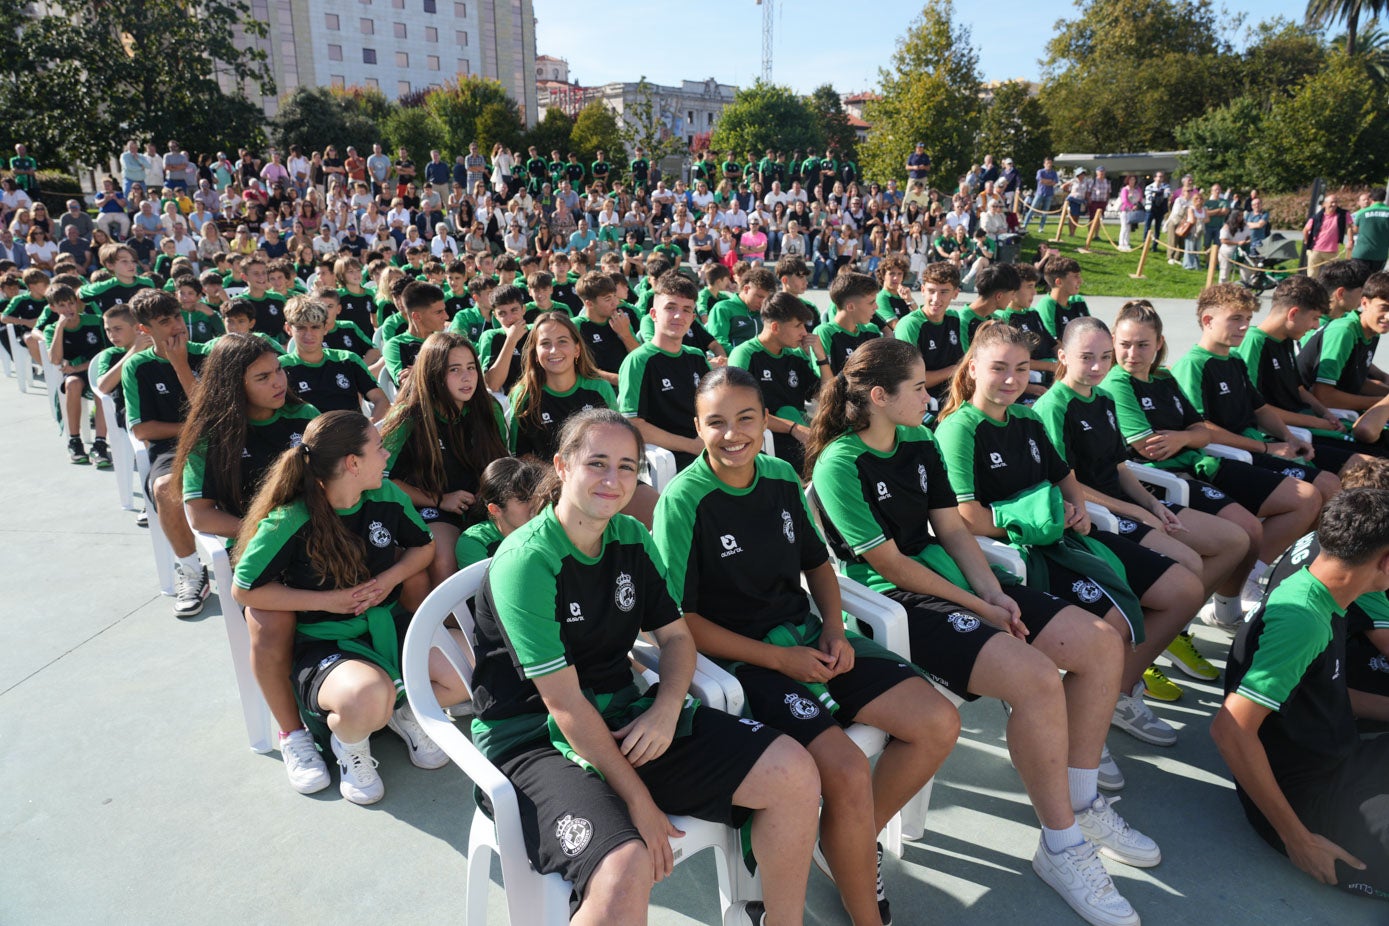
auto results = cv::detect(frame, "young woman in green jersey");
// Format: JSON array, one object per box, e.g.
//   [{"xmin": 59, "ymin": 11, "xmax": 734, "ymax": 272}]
[
  {"xmin": 173, "ymin": 333, "xmax": 328, "ymax": 793},
  {"xmin": 1036, "ymin": 317, "xmax": 1251, "ymax": 691},
  {"xmin": 1103, "ymin": 301, "xmax": 1320, "ymax": 629},
  {"xmin": 454, "ymin": 456, "xmax": 544, "ymax": 569},
  {"xmin": 803, "ymin": 337, "xmax": 1156, "ymax": 926},
  {"xmin": 380, "ymin": 331, "xmax": 508, "ymax": 589},
  {"xmin": 655, "ymin": 366, "xmax": 959, "ymax": 926},
  {"xmin": 233, "ymin": 411, "xmax": 466, "ymax": 805},
  {"xmin": 936, "ymin": 321, "xmax": 1206, "ymax": 753},
  {"xmin": 469, "ymin": 408, "xmax": 820, "ymax": 926}
]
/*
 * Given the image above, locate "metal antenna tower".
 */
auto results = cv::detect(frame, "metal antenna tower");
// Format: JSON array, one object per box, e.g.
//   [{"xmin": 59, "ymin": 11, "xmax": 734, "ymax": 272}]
[{"xmin": 756, "ymin": 0, "xmax": 773, "ymax": 81}]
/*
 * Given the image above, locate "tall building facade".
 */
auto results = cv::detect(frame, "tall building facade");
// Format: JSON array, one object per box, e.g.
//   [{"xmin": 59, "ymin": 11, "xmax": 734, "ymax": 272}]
[{"xmin": 243, "ymin": 0, "xmax": 537, "ymax": 124}]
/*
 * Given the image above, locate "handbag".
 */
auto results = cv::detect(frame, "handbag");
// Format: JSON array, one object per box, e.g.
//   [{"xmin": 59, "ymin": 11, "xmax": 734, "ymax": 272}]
[{"xmin": 1174, "ymin": 215, "xmax": 1194, "ymax": 238}]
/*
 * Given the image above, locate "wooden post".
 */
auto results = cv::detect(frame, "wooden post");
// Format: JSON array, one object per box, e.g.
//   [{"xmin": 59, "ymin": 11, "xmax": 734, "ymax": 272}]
[
  {"xmin": 1078, "ymin": 209, "xmax": 1103, "ymax": 254},
  {"xmin": 1129, "ymin": 229, "xmax": 1153, "ymax": 279},
  {"xmin": 1052, "ymin": 205, "xmax": 1066, "ymax": 243},
  {"xmin": 1206, "ymin": 244, "xmax": 1219, "ymax": 288}
]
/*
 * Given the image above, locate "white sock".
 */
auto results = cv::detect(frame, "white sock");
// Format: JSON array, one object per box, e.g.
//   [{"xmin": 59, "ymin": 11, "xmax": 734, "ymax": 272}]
[
  {"xmin": 1042, "ymin": 823, "xmax": 1086, "ymax": 853},
  {"xmin": 176, "ymin": 553, "xmax": 200, "ymax": 572},
  {"xmin": 335, "ymin": 734, "xmax": 370, "ymax": 753},
  {"xmin": 1214, "ymin": 593, "xmax": 1242, "ymax": 621},
  {"xmin": 1069, "ymin": 767, "xmax": 1099, "ymax": 813}
]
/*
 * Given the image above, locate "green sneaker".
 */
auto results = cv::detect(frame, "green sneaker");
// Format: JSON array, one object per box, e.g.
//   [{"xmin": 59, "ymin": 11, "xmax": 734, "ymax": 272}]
[
  {"xmin": 67, "ymin": 436, "xmax": 89, "ymax": 465},
  {"xmin": 1164, "ymin": 630, "xmax": 1220, "ymax": 681},
  {"xmin": 1142, "ymin": 666, "xmax": 1182, "ymax": 702}
]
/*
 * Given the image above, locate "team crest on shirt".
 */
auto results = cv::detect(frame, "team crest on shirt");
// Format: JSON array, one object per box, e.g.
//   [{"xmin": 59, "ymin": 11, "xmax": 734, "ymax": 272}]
[
  {"xmin": 1028, "ymin": 438, "xmax": 1042, "ymax": 464},
  {"xmin": 336, "ymin": 373, "xmax": 351, "ymax": 390},
  {"xmin": 1201, "ymin": 486, "xmax": 1226, "ymax": 500},
  {"xmin": 948, "ymin": 330, "xmax": 959, "ymax": 346},
  {"xmin": 781, "ymin": 509, "xmax": 795, "ymax": 543},
  {"xmin": 614, "ymin": 571, "xmax": 636, "ymax": 612},
  {"xmin": 1116, "ymin": 517, "xmax": 1138, "ymax": 534},
  {"xmin": 289, "ymin": 432, "xmax": 303, "ymax": 446},
  {"xmin": 1370, "ymin": 654, "xmax": 1389, "ymax": 675},
  {"xmin": 788, "ymin": 369, "xmax": 799, "ymax": 388},
  {"xmin": 1282, "ymin": 467, "xmax": 1306, "ymax": 480},
  {"xmin": 948, "ymin": 612, "xmax": 979, "ymax": 633},
  {"xmin": 342, "ymin": 335, "xmax": 356, "ymax": 348},
  {"xmin": 555, "ymin": 814, "xmax": 593, "ymax": 857},
  {"xmin": 420, "ymin": 507, "xmax": 439, "ymax": 520},
  {"xmin": 1071, "ymin": 579, "xmax": 1104, "ymax": 603},
  {"xmin": 368, "ymin": 520, "xmax": 392, "ymax": 548},
  {"xmin": 86, "ymin": 331, "xmax": 99, "ymax": 344},
  {"xmin": 784, "ymin": 693, "xmax": 821, "ymax": 720},
  {"xmin": 918, "ymin": 463, "xmax": 929, "ymax": 493}
]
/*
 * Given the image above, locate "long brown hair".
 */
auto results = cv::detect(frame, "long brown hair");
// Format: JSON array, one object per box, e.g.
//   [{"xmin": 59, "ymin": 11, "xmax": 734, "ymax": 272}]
[
  {"xmin": 234, "ymin": 410, "xmax": 373, "ymax": 589},
  {"xmin": 803, "ymin": 338, "xmax": 919, "ymax": 477},
  {"xmin": 937, "ymin": 319, "xmax": 1038, "ymax": 420},
  {"xmin": 1113, "ymin": 299, "xmax": 1166, "ymax": 375},
  {"xmin": 173, "ymin": 333, "xmax": 302, "ymax": 517},
  {"xmin": 534, "ymin": 408, "xmax": 644, "ymax": 508},
  {"xmin": 380, "ymin": 330, "xmax": 506, "ymax": 497},
  {"xmin": 512, "ymin": 311, "xmax": 602, "ymax": 431}
]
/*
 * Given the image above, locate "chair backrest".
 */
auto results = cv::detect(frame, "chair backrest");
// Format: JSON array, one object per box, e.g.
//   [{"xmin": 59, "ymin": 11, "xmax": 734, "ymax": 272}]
[
  {"xmin": 377, "ymin": 365, "xmax": 398, "ymax": 402},
  {"xmin": 803, "ymin": 481, "xmax": 854, "ymax": 571},
  {"xmin": 405, "ymin": 559, "xmax": 488, "ymax": 700},
  {"xmin": 641, "ymin": 445, "xmax": 678, "ymax": 492}
]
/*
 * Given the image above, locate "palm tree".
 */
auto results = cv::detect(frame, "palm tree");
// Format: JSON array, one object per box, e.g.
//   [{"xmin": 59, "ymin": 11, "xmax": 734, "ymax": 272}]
[
  {"xmin": 1307, "ymin": 0, "xmax": 1389, "ymax": 55},
  {"xmin": 1336, "ymin": 19, "xmax": 1389, "ymax": 80}
]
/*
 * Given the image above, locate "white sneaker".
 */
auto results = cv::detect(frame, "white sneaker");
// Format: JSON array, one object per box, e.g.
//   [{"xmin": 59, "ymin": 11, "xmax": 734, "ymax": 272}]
[
  {"xmin": 172, "ymin": 562, "xmax": 210, "ymax": 619},
  {"xmin": 1098, "ymin": 746, "xmax": 1125, "ymax": 791},
  {"xmin": 1032, "ymin": 837, "xmax": 1140, "ymax": 926},
  {"xmin": 331, "ymin": 734, "xmax": 384, "ymax": 804},
  {"xmin": 387, "ymin": 703, "xmax": 450, "ymax": 769},
  {"xmin": 1077, "ymin": 794, "xmax": 1162, "ymax": 868},
  {"xmin": 1196, "ymin": 600, "xmax": 1242, "ymax": 634},
  {"xmin": 279, "ymin": 728, "xmax": 331, "ymax": 794},
  {"xmin": 1111, "ymin": 682, "xmax": 1177, "ymax": 746}
]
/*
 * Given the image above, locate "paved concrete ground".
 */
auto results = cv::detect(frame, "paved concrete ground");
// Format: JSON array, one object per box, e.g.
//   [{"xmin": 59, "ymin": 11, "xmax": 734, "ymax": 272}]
[{"xmin": 1, "ymin": 289, "xmax": 1377, "ymax": 925}]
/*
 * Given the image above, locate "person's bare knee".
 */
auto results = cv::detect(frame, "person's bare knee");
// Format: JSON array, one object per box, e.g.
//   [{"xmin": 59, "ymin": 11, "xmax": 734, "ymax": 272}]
[
  {"xmin": 577, "ymin": 839, "xmax": 652, "ymax": 923},
  {"xmin": 809, "ymin": 730, "xmax": 872, "ymax": 797}
]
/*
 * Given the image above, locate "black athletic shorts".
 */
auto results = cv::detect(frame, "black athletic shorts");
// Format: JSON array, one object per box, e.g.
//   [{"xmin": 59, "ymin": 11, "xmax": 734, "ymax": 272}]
[
  {"xmin": 1209, "ymin": 459, "xmax": 1287, "ymax": 516},
  {"xmin": 1159, "ymin": 476, "xmax": 1239, "ymax": 516},
  {"xmin": 1241, "ymin": 735, "xmax": 1389, "ymax": 900},
  {"xmin": 884, "ymin": 587, "xmax": 1066, "ymax": 702},
  {"xmin": 1087, "ymin": 528, "xmax": 1177, "ymax": 599},
  {"xmin": 1348, "ymin": 633, "xmax": 1389, "ymax": 699},
  {"xmin": 144, "ymin": 449, "xmax": 177, "ymax": 513},
  {"xmin": 493, "ymin": 702, "xmax": 777, "ymax": 900},
  {"xmin": 1110, "ymin": 513, "xmax": 1155, "ymax": 544},
  {"xmin": 292, "ymin": 609, "xmax": 412, "ymax": 717},
  {"xmin": 733, "ymin": 635, "xmax": 921, "ymax": 747},
  {"xmin": 1249, "ymin": 450, "xmax": 1325, "ymax": 486}
]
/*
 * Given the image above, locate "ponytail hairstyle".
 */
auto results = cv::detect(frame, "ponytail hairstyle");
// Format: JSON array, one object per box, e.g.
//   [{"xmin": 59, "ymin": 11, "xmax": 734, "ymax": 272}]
[
  {"xmin": 937, "ymin": 320, "xmax": 1038, "ymax": 421},
  {"xmin": 513, "ymin": 311, "xmax": 601, "ymax": 431},
  {"xmin": 173, "ymin": 332, "xmax": 302, "ymax": 517},
  {"xmin": 534, "ymin": 407, "xmax": 644, "ymax": 508},
  {"xmin": 803, "ymin": 338, "xmax": 920, "ymax": 477},
  {"xmin": 477, "ymin": 456, "xmax": 547, "ymax": 521},
  {"xmin": 1054, "ymin": 315, "xmax": 1112, "ymax": 383},
  {"xmin": 380, "ymin": 330, "xmax": 507, "ymax": 498},
  {"xmin": 234, "ymin": 410, "xmax": 374, "ymax": 589},
  {"xmin": 1113, "ymin": 299, "xmax": 1167, "ymax": 375}
]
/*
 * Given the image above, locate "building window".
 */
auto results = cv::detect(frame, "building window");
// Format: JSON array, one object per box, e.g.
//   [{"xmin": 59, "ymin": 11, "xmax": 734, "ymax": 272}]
[
  {"xmin": 331, "ymin": 75, "xmax": 345, "ymax": 88},
  {"xmin": 395, "ymin": 51, "xmax": 409, "ymax": 67},
  {"xmin": 393, "ymin": 21, "xmax": 406, "ymax": 37},
  {"xmin": 687, "ymin": 110, "xmax": 693, "ymax": 122},
  {"xmin": 453, "ymin": 1, "xmax": 466, "ymax": 16},
  {"xmin": 707, "ymin": 113, "xmax": 714, "ymax": 126},
  {"xmin": 425, "ymin": 25, "xmax": 438, "ymax": 41},
  {"xmin": 327, "ymin": 44, "xmax": 343, "ymax": 61},
  {"xmin": 365, "ymin": 77, "xmax": 379, "ymax": 89},
  {"xmin": 362, "ymin": 47, "xmax": 377, "ymax": 64},
  {"xmin": 535, "ymin": 66, "xmax": 542, "ymax": 77},
  {"xmin": 423, "ymin": 0, "xmax": 437, "ymax": 11},
  {"xmin": 457, "ymin": 59, "xmax": 470, "ymax": 75},
  {"xmin": 360, "ymin": 17, "xmax": 373, "ymax": 33},
  {"xmin": 399, "ymin": 81, "xmax": 412, "ymax": 96},
  {"xmin": 456, "ymin": 30, "xmax": 468, "ymax": 45},
  {"xmin": 324, "ymin": 12, "xmax": 339, "ymax": 28},
  {"xmin": 427, "ymin": 54, "xmax": 441, "ymax": 70},
  {"xmin": 392, "ymin": 0, "xmax": 404, "ymax": 7}
]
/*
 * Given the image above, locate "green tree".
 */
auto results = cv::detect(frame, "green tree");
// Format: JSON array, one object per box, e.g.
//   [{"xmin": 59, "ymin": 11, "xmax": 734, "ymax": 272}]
[
  {"xmin": 0, "ymin": 3, "xmax": 106, "ymax": 165},
  {"xmin": 383, "ymin": 105, "xmax": 445, "ymax": 165},
  {"xmin": 1252, "ymin": 52, "xmax": 1389, "ymax": 189},
  {"xmin": 807, "ymin": 84, "xmax": 857, "ymax": 160},
  {"xmin": 474, "ymin": 101, "xmax": 524, "ymax": 155},
  {"xmin": 1306, "ymin": 0, "xmax": 1388, "ymax": 55},
  {"xmin": 1041, "ymin": 0, "xmax": 1232, "ymax": 151},
  {"xmin": 1174, "ymin": 95, "xmax": 1266, "ymax": 189},
  {"xmin": 975, "ymin": 81, "xmax": 1052, "ymax": 178},
  {"xmin": 1238, "ymin": 18, "xmax": 1327, "ymax": 106},
  {"xmin": 270, "ymin": 87, "xmax": 382, "ymax": 158},
  {"xmin": 425, "ymin": 77, "xmax": 522, "ymax": 158},
  {"xmin": 569, "ymin": 100, "xmax": 624, "ymax": 170},
  {"xmin": 861, "ymin": 0, "xmax": 982, "ymax": 187},
  {"xmin": 709, "ymin": 82, "xmax": 822, "ymax": 159},
  {"xmin": 525, "ymin": 107, "xmax": 574, "ymax": 159}
]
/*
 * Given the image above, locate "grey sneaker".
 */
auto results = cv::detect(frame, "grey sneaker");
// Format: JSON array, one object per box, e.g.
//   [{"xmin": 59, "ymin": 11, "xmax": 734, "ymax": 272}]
[
  {"xmin": 1111, "ymin": 682, "xmax": 1177, "ymax": 746},
  {"xmin": 1076, "ymin": 794, "xmax": 1162, "ymax": 868},
  {"xmin": 1098, "ymin": 746, "xmax": 1125, "ymax": 791},
  {"xmin": 1196, "ymin": 600, "xmax": 1242, "ymax": 634}
]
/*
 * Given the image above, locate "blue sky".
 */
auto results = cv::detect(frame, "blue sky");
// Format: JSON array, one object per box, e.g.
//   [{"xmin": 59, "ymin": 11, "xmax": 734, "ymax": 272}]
[{"xmin": 534, "ymin": 0, "xmax": 1320, "ymax": 94}]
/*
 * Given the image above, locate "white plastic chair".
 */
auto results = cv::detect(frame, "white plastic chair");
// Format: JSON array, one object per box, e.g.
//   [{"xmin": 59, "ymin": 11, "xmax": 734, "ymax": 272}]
[
  {"xmin": 1206, "ymin": 442, "xmax": 1253, "ymax": 463},
  {"xmin": 760, "ymin": 427, "xmax": 775, "ymax": 457},
  {"xmin": 402, "ymin": 561, "xmax": 755, "ymax": 926},
  {"xmin": 132, "ymin": 436, "xmax": 175, "ymax": 597},
  {"xmin": 186, "ymin": 508, "xmax": 274, "ymax": 754},
  {"xmin": 377, "ymin": 366, "xmax": 398, "ymax": 402},
  {"xmin": 0, "ymin": 329, "xmax": 12, "ymax": 379},
  {"xmin": 1287, "ymin": 425, "xmax": 1313, "ymax": 444},
  {"xmin": 1125, "ymin": 461, "xmax": 1190, "ymax": 506},
  {"xmin": 90, "ymin": 370, "xmax": 138, "ymax": 511},
  {"xmin": 490, "ymin": 390, "xmax": 510, "ymax": 417},
  {"xmin": 7, "ymin": 323, "xmax": 35, "ymax": 393},
  {"xmin": 1085, "ymin": 501, "xmax": 1119, "ymax": 533},
  {"xmin": 37, "ymin": 346, "xmax": 71, "ymax": 435},
  {"xmin": 640, "ymin": 445, "xmax": 678, "ymax": 492}
]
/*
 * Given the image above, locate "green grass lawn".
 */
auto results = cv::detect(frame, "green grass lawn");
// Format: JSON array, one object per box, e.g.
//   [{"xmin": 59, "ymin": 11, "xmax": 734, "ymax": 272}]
[{"xmin": 1016, "ymin": 222, "xmax": 1297, "ymax": 299}]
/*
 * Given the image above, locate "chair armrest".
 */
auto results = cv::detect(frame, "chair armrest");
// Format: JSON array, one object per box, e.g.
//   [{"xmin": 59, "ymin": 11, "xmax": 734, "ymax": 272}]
[
  {"xmin": 976, "ymin": 537, "xmax": 1026, "ymax": 583},
  {"xmin": 836, "ymin": 575, "xmax": 910, "ymax": 658},
  {"xmin": 1286, "ymin": 425, "xmax": 1312, "ymax": 444},
  {"xmin": 631, "ymin": 639, "xmax": 740, "ymax": 713},
  {"xmin": 1206, "ymin": 442, "xmax": 1252, "ymax": 463},
  {"xmin": 1085, "ymin": 501, "xmax": 1119, "ymax": 533},
  {"xmin": 1125, "ymin": 461, "xmax": 1190, "ymax": 506}
]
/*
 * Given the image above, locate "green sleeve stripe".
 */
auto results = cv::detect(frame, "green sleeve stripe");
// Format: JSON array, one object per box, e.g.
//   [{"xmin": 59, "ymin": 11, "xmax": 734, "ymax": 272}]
[
  {"xmin": 1234, "ymin": 685, "xmax": 1281, "ymax": 711},
  {"xmin": 849, "ymin": 534, "xmax": 887, "ymax": 556},
  {"xmin": 521, "ymin": 656, "xmax": 570, "ymax": 679}
]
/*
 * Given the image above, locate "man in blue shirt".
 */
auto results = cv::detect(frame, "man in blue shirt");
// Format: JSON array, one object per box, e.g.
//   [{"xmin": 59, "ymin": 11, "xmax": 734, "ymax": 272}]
[
  {"xmin": 1023, "ymin": 156, "xmax": 1059, "ymax": 231},
  {"xmin": 424, "ymin": 149, "xmax": 450, "ymax": 187},
  {"xmin": 905, "ymin": 142, "xmax": 931, "ymax": 184}
]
